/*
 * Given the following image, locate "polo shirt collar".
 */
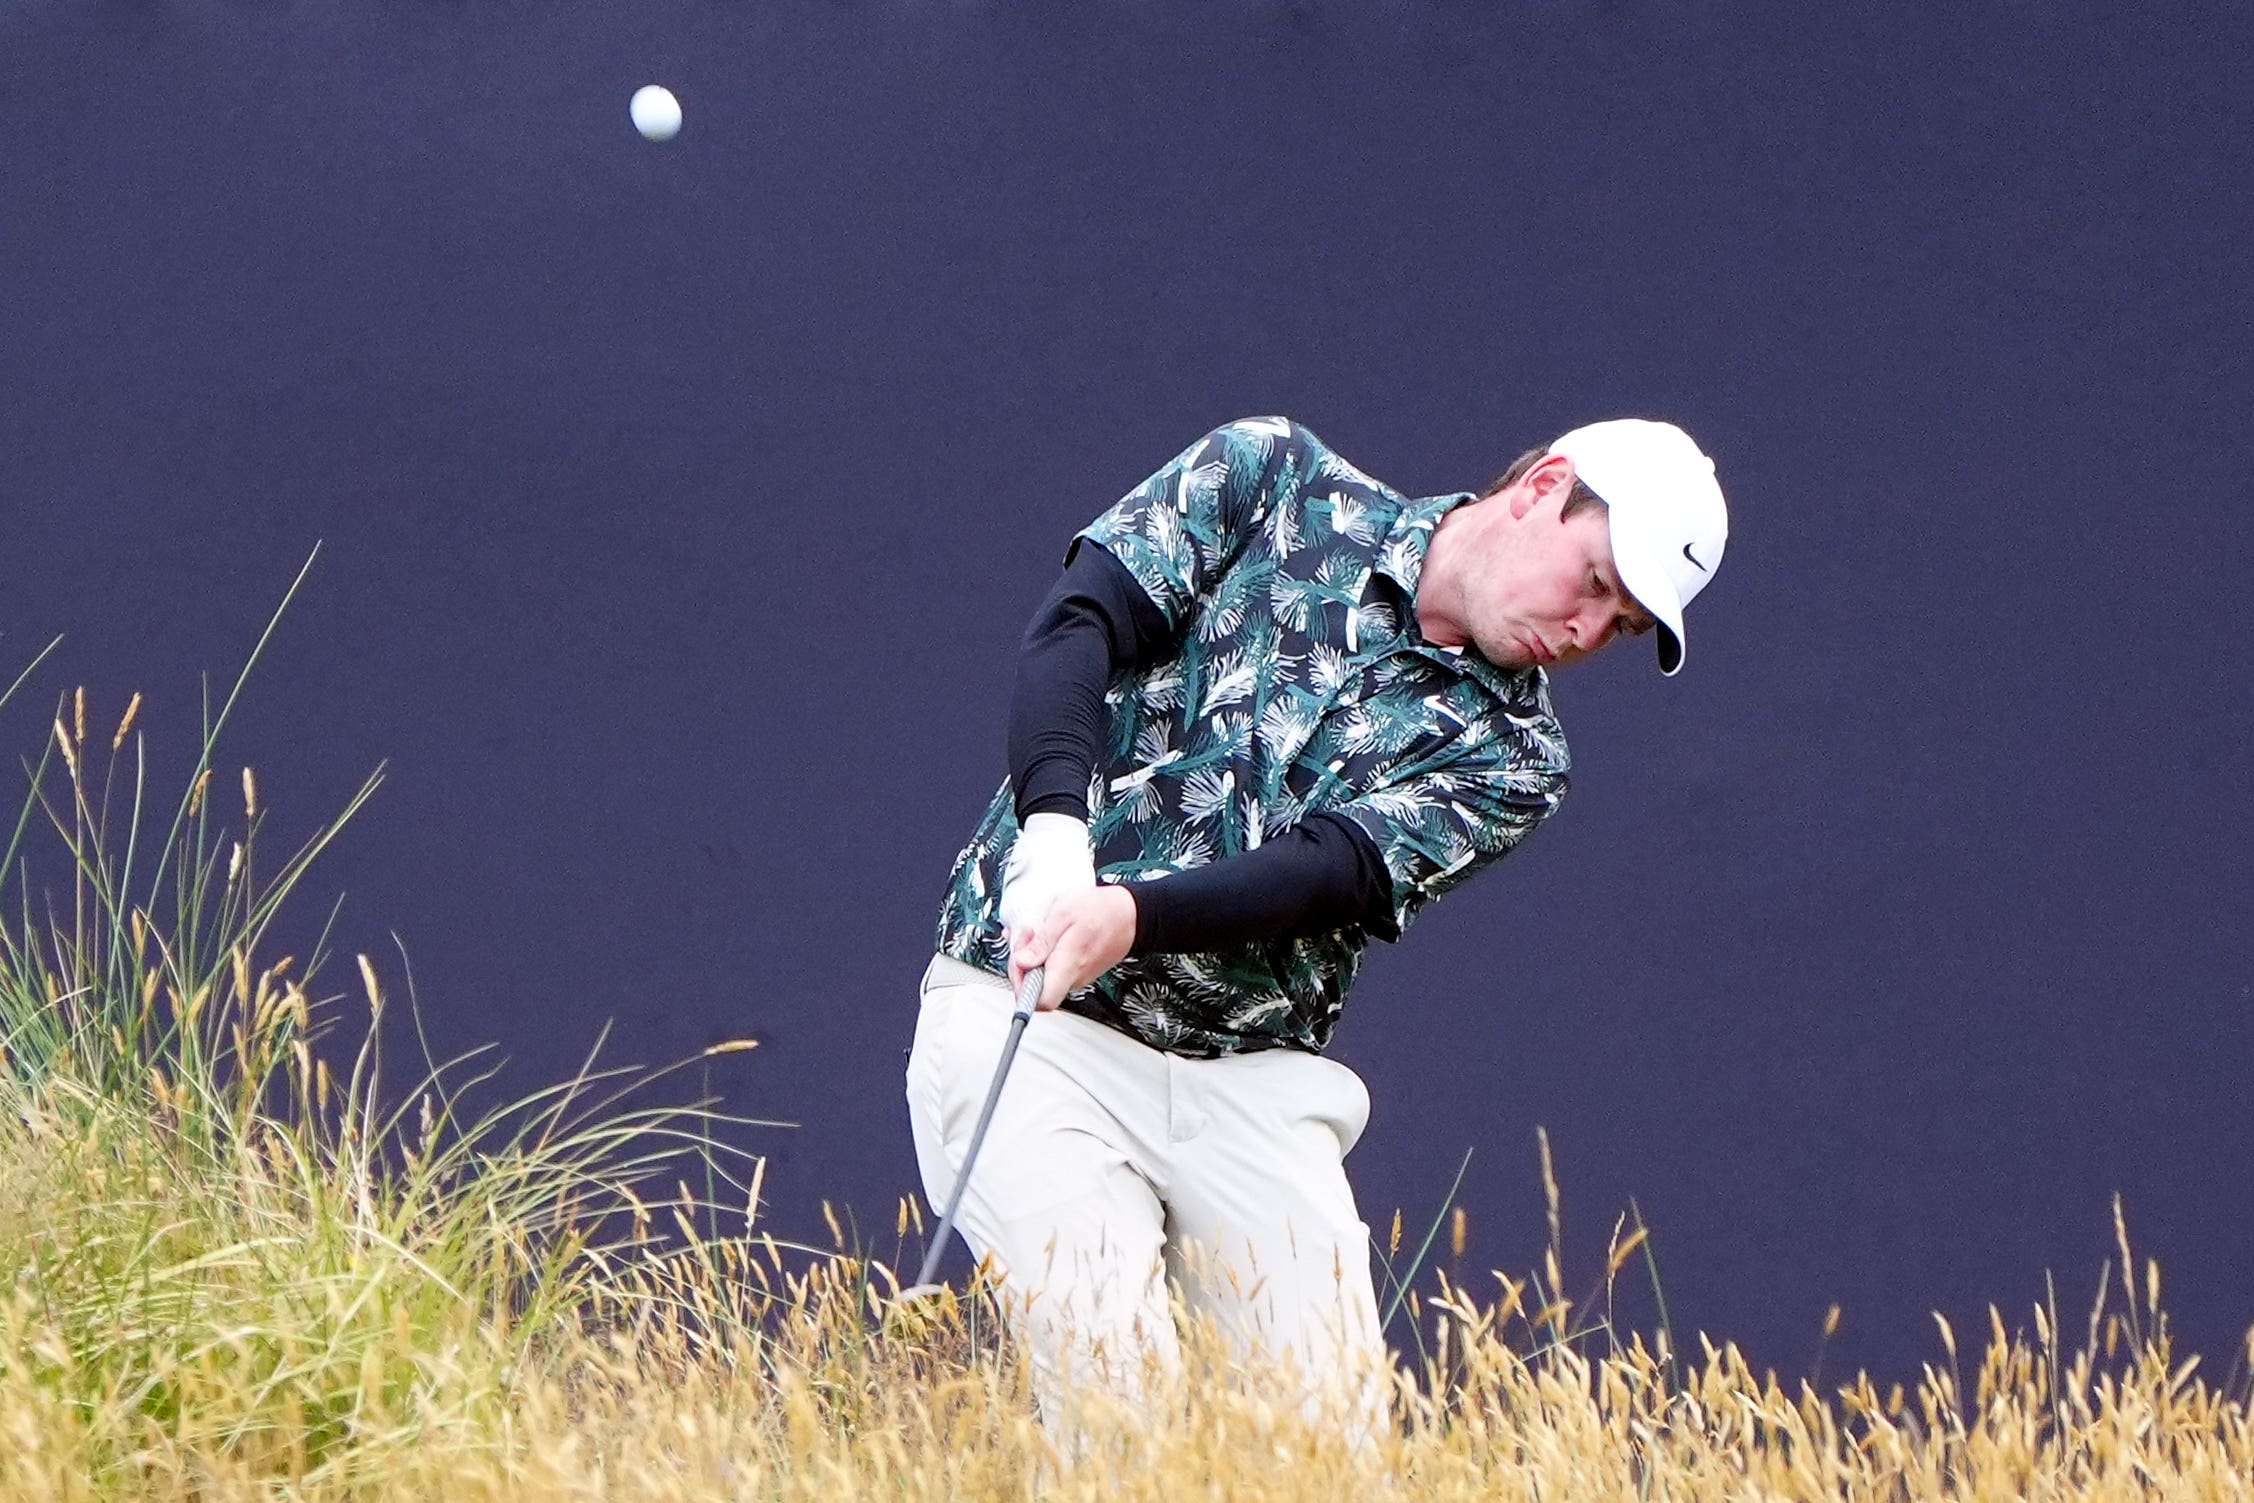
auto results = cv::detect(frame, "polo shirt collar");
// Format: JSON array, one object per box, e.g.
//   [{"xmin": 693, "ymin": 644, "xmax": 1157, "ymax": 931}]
[
  {"xmin": 1372, "ymin": 491, "xmax": 1545, "ymax": 702},
  {"xmin": 1369, "ymin": 491, "xmax": 1469, "ymax": 596}
]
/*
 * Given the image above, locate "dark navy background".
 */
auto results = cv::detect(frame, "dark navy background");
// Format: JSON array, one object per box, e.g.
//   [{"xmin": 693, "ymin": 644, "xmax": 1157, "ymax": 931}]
[{"xmin": 5, "ymin": 2, "xmax": 2249, "ymax": 1388}]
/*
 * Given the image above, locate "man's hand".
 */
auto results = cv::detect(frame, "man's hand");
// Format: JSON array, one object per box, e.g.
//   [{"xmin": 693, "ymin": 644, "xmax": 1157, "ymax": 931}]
[
  {"xmin": 997, "ymin": 812, "xmax": 1096, "ymax": 937},
  {"xmin": 1009, "ymin": 884, "xmax": 1137, "ymax": 1010}
]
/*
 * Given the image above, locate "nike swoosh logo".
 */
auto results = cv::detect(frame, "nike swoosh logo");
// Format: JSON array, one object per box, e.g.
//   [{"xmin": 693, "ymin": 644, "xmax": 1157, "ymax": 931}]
[{"xmin": 1682, "ymin": 542, "xmax": 1709, "ymax": 573}]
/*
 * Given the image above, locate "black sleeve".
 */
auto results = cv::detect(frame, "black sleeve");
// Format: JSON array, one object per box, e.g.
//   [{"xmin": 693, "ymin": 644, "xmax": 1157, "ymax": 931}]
[
  {"xmin": 1008, "ymin": 538, "xmax": 1396, "ymax": 951},
  {"xmin": 1008, "ymin": 539, "xmax": 1174, "ymax": 822},
  {"xmin": 1123, "ymin": 811, "xmax": 1401, "ymax": 953}
]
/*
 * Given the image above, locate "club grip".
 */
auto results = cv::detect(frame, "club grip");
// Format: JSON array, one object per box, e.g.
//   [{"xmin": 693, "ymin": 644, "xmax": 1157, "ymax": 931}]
[{"xmin": 1011, "ymin": 963, "xmax": 1045, "ymax": 1018}]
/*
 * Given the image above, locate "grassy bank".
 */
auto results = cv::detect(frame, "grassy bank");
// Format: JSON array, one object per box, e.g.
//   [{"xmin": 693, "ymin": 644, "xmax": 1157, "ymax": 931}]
[{"xmin": 2, "ymin": 615, "xmax": 2248, "ymax": 1499}]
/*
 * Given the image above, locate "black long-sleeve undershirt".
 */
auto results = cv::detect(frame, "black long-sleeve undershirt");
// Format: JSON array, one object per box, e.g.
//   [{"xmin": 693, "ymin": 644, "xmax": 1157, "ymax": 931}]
[
  {"xmin": 1006, "ymin": 541, "xmax": 1400, "ymax": 954},
  {"xmin": 1007, "ymin": 539, "xmax": 1170, "ymax": 822}
]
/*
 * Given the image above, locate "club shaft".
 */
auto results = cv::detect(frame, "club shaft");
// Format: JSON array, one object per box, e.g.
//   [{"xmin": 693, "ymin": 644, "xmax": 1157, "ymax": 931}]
[{"xmin": 912, "ymin": 964, "xmax": 1043, "ymax": 1291}]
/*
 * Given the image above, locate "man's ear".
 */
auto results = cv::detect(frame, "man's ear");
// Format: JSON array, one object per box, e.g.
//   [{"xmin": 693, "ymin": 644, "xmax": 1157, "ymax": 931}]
[{"xmin": 1509, "ymin": 453, "xmax": 1577, "ymax": 520}]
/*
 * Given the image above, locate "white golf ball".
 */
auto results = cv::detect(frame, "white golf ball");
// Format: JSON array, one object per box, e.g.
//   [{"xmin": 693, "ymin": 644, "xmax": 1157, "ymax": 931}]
[{"xmin": 630, "ymin": 85, "xmax": 681, "ymax": 142}]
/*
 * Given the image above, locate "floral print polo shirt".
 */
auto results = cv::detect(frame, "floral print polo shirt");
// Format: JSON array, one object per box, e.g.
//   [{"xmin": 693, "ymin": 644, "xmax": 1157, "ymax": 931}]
[{"xmin": 937, "ymin": 416, "xmax": 1571, "ymax": 1057}]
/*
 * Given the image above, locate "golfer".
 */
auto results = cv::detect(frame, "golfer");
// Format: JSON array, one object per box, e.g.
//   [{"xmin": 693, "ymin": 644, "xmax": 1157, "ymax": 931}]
[{"xmin": 906, "ymin": 415, "xmax": 1729, "ymax": 1438}]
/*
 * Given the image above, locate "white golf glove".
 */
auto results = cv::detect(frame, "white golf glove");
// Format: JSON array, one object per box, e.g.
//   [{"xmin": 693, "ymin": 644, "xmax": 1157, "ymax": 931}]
[{"xmin": 997, "ymin": 812, "xmax": 1097, "ymax": 937}]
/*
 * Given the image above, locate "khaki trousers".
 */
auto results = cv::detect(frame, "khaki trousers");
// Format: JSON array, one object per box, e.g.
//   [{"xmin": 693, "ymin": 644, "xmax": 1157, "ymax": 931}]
[{"xmin": 904, "ymin": 953, "xmax": 1389, "ymax": 1444}]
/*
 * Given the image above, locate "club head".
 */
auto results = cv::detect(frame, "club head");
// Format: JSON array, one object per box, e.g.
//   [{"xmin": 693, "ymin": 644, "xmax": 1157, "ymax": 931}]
[{"xmin": 879, "ymin": 1279, "xmax": 957, "ymax": 1338}]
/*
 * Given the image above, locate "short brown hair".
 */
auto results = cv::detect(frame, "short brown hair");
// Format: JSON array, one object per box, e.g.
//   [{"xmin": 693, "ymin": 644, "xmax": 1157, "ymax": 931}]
[{"xmin": 1481, "ymin": 446, "xmax": 1607, "ymax": 521}]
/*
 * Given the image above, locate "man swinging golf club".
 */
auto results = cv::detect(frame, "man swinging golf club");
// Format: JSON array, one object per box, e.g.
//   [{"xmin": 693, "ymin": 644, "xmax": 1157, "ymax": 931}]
[{"xmin": 905, "ymin": 414, "xmax": 1729, "ymax": 1442}]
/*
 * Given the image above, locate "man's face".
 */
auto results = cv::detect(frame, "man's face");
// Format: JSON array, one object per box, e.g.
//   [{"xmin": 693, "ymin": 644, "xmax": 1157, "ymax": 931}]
[{"xmin": 1446, "ymin": 462, "xmax": 1658, "ymax": 671}]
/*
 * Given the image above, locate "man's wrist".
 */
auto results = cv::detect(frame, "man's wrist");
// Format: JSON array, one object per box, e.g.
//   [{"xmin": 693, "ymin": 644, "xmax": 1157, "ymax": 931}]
[
  {"xmin": 1018, "ymin": 811, "xmax": 1092, "ymax": 862},
  {"xmin": 1105, "ymin": 881, "xmax": 1139, "ymax": 952},
  {"xmin": 1020, "ymin": 811, "xmax": 1088, "ymax": 837}
]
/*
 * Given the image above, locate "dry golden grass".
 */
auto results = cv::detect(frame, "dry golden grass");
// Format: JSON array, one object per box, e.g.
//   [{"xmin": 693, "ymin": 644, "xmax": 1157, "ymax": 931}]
[
  {"xmin": 5, "ymin": 1165, "xmax": 2252, "ymax": 1502},
  {"xmin": 4, "ymin": 626, "xmax": 2250, "ymax": 1500}
]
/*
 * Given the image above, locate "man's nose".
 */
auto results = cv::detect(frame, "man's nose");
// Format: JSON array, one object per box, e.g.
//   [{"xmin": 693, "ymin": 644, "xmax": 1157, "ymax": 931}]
[{"xmin": 1573, "ymin": 607, "xmax": 1616, "ymax": 651}]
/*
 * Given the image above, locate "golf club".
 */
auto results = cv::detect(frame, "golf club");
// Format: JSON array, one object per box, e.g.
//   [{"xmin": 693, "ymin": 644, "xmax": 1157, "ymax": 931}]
[{"xmin": 895, "ymin": 963, "xmax": 1045, "ymax": 1304}]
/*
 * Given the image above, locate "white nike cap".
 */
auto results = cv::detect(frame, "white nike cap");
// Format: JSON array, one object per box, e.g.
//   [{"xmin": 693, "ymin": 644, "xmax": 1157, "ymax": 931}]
[{"xmin": 1548, "ymin": 418, "xmax": 1729, "ymax": 675}]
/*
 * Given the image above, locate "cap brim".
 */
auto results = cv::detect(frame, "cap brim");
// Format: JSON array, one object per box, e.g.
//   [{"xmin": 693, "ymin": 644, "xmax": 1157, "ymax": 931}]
[
  {"xmin": 1609, "ymin": 532, "xmax": 1689, "ymax": 676},
  {"xmin": 1654, "ymin": 623, "xmax": 1685, "ymax": 676}
]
